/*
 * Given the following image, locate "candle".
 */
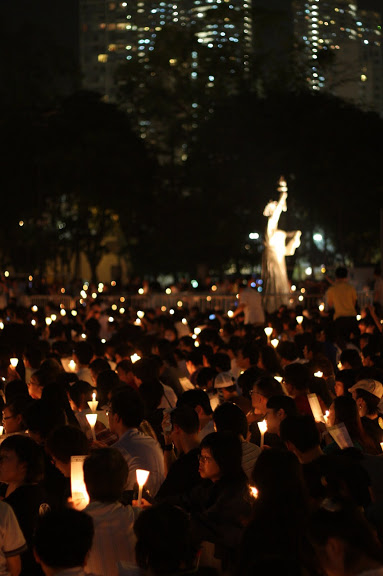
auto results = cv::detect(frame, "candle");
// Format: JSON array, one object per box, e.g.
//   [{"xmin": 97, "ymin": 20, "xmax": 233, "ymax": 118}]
[
  {"xmin": 319, "ymin": 303, "xmax": 325, "ymax": 312},
  {"xmin": 136, "ymin": 469, "xmax": 150, "ymax": 507},
  {"xmin": 258, "ymin": 419, "xmax": 268, "ymax": 448},
  {"xmin": 10, "ymin": 358, "xmax": 18, "ymax": 368},
  {"xmin": 271, "ymin": 338, "xmax": 279, "ymax": 348},
  {"xmin": 380, "ymin": 442, "xmax": 383, "ymax": 452},
  {"xmin": 296, "ymin": 316, "xmax": 304, "ymax": 325},
  {"xmin": 314, "ymin": 371, "xmax": 323, "ymax": 378},
  {"xmin": 0, "ymin": 426, "xmax": 3, "ymax": 435},
  {"xmin": 45, "ymin": 317, "xmax": 52, "ymax": 326},
  {"xmin": 307, "ymin": 393, "xmax": 326, "ymax": 424},
  {"xmin": 264, "ymin": 326, "xmax": 273, "ymax": 338},
  {"xmin": 69, "ymin": 359, "xmax": 77, "ymax": 372},
  {"xmin": 324, "ymin": 410, "xmax": 330, "ymax": 425},
  {"xmin": 86, "ymin": 413, "xmax": 98, "ymax": 442},
  {"xmin": 71, "ymin": 455, "xmax": 89, "ymax": 510},
  {"xmin": 130, "ymin": 353, "xmax": 141, "ymax": 364},
  {"xmin": 87, "ymin": 392, "xmax": 98, "ymax": 413},
  {"xmin": 249, "ymin": 486, "xmax": 258, "ymax": 499}
]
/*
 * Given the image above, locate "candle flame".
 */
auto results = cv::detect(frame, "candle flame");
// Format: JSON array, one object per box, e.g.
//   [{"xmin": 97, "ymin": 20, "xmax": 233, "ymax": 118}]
[
  {"xmin": 136, "ymin": 469, "xmax": 150, "ymax": 487},
  {"xmin": 258, "ymin": 419, "xmax": 268, "ymax": 434}
]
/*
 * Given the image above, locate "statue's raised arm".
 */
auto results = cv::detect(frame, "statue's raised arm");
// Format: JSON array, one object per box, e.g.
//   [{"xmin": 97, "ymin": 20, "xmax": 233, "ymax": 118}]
[{"xmin": 264, "ymin": 178, "xmax": 288, "ymax": 238}]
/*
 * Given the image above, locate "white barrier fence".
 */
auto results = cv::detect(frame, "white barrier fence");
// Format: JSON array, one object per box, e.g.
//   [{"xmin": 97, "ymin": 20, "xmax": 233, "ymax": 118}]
[{"xmin": 11, "ymin": 290, "xmax": 375, "ymax": 314}]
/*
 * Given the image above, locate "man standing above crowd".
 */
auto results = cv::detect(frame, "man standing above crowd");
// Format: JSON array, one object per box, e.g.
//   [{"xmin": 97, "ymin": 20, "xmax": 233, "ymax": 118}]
[
  {"xmin": 326, "ymin": 266, "xmax": 358, "ymax": 341},
  {"xmin": 234, "ymin": 280, "xmax": 265, "ymax": 326}
]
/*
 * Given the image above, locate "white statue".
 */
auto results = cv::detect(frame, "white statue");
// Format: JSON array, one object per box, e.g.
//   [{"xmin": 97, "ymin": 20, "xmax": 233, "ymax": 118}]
[{"xmin": 262, "ymin": 177, "xmax": 301, "ymax": 313}]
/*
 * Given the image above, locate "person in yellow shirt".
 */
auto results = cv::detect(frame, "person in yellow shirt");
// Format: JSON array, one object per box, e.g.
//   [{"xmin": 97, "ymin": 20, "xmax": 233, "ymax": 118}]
[{"xmin": 326, "ymin": 266, "xmax": 358, "ymax": 342}]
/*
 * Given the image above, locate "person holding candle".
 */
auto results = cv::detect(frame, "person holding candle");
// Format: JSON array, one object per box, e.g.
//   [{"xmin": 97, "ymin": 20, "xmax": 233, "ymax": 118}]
[
  {"xmin": 249, "ymin": 376, "xmax": 284, "ymax": 448},
  {"xmin": 325, "ymin": 396, "xmax": 378, "ymax": 455},
  {"xmin": 265, "ymin": 395, "xmax": 298, "ymax": 437},
  {"xmin": 239, "ymin": 449, "xmax": 312, "ymax": 576},
  {"xmin": 108, "ymin": 386, "xmax": 164, "ymax": 498},
  {"xmin": 46, "ymin": 426, "xmax": 89, "ymax": 480},
  {"xmin": 283, "ymin": 363, "xmax": 327, "ymax": 416},
  {"xmin": 0, "ymin": 500, "xmax": 26, "ymax": 576},
  {"xmin": 213, "ymin": 402, "xmax": 261, "ymax": 480}
]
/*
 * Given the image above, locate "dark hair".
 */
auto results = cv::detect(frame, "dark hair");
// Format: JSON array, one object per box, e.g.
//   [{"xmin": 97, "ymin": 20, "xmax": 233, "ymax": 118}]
[
  {"xmin": 34, "ymin": 508, "xmax": 94, "ymax": 568},
  {"xmin": 284, "ymin": 363, "xmax": 310, "ymax": 392},
  {"xmin": 266, "ymin": 395, "xmax": 298, "ymax": 418},
  {"xmin": 213, "ymin": 402, "xmax": 248, "ymax": 438},
  {"xmin": 115, "ymin": 343, "xmax": 133, "ymax": 360},
  {"xmin": 200, "ymin": 432, "xmax": 243, "ymax": 480},
  {"xmin": 195, "ymin": 367, "xmax": 218, "ymax": 390},
  {"xmin": 46, "ymin": 426, "xmax": 89, "ymax": 464},
  {"xmin": 41, "ymin": 382, "xmax": 79, "ymax": 428},
  {"xmin": 74, "ymin": 342, "xmax": 94, "ymax": 366},
  {"xmin": 24, "ymin": 400, "xmax": 66, "ymax": 440},
  {"xmin": 340, "ymin": 349, "xmax": 362, "ymax": 370},
  {"xmin": 155, "ymin": 339, "xmax": 178, "ymax": 368},
  {"xmin": 139, "ymin": 379, "xmax": 164, "ymax": 413},
  {"xmin": 354, "ymin": 388, "xmax": 380, "ymax": 415},
  {"xmin": 335, "ymin": 370, "xmax": 356, "ymax": 396},
  {"xmin": 89, "ymin": 358, "xmax": 110, "ymax": 378},
  {"xmin": 111, "ymin": 386, "xmax": 144, "ymax": 428},
  {"xmin": 132, "ymin": 357, "xmax": 160, "ymax": 382},
  {"xmin": 280, "ymin": 415, "xmax": 320, "ymax": 453},
  {"xmin": 186, "ymin": 350, "xmax": 203, "ymax": 367},
  {"xmin": 309, "ymin": 501, "xmax": 383, "ymax": 571},
  {"xmin": 335, "ymin": 266, "xmax": 348, "ymax": 279},
  {"xmin": 176, "ymin": 389, "xmax": 213, "ymax": 416},
  {"xmin": 252, "ymin": 449, "xmax": 306, "ymax": 504},
  {"xmin": 253, "ymin": 376, "xmax": 283, "ymax": 399},
  {"xmin": 238, "ymin": 367, "xmax": 265, "ymax": 399},
  {"xmin": 308, "ymin": 376, "xmax": 332, "ymax": 408},
  {"xmin": 170, "ymin": 405, "xmax": 200, "ymax": 435},
  {"xmin": 4, "ymin": 394, "xmax": 31, "ymax": 427},
  {"xmin": 23, "ymin": 347, "xmax": 42, "ymax": 370},
  {"xmin": 68, "ymin": 380, "xmax": 93, "ymax": 409},
  {"xmin": 332, "ymin": 395, "xmax": 374, "ymax": 452},
  {"xmin": 117, "ymin": 359, "xmax": 133, "ymax": 373},
  {"xmin": 277, "ymin": 341, "xmax": 298, "ymax": 362},
  {"xmin": 134, "ymin": 504, "xmax": 198, "ymax": 574},
  {"xmin": 259, "ymin": 346, "xmax": 282, "ymax": 375},
  {"xmin": 96, "ymin": 370, "xmax": 121, "ymax": 406},
  {"xmin": 84, "ymin": 448, "xmax": 128, "ymax": 502},
  {"xmin": 240, "ymin": 343, "xmax": 259, "ymax": 366},
  {"xmin": 210, "ymin": 352, "xmax": 231, "ymax": 373},
  {"xmin": 1, "ymin": 435, "xmax": 44, "ymax": 483},
  {"xmin": 4, "ymin": 381, "xmax": 29, "ymax": 404}
]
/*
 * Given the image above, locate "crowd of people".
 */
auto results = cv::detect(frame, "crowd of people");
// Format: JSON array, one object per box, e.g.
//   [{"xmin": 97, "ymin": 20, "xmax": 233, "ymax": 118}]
[{"xmin": 0, "ymin": 266, "xmax": 382, "ymax": 575}]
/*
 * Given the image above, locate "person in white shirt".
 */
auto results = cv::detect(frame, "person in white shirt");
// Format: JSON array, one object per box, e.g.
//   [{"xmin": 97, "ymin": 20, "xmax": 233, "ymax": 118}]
[
  {"xmin": 83, "ymin": 448, "xmax": 136, "ymax": 576},
  {"xmin": 109, "ymin": 386, "xmax": 164, "ymax": 497},
  {"xmin": 0, "ymin": 500, "xmax": 26, "ymax": 576}
]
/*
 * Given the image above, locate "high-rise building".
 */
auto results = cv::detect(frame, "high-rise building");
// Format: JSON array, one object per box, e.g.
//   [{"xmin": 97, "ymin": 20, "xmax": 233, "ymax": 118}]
[
  {"xmin": 293, "ymin": 1, "xmax": 383, "ymax": 115},
  {"xmin": 80, "ymin": 0, "xmax": 251, "ymax": 99}
]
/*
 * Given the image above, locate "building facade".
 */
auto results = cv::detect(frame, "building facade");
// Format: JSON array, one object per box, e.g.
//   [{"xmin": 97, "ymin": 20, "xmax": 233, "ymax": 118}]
[{"xmin": 293, "ymin": 0, "xmax": 383, "ymax": 115}]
